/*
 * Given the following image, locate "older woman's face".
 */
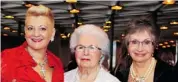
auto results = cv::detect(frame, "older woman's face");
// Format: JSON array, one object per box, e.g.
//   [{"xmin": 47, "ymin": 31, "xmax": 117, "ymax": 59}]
[
  {"xmin": 25, "ymin": 16, "xmax": 54, "ymax": 50},
  {"xmin": 75, "ymin": 34, "xmax": 102, "ymax": 68},
  {"xmin": 128, "ymin": 31, "xmax": 154, "ymax": 63}
]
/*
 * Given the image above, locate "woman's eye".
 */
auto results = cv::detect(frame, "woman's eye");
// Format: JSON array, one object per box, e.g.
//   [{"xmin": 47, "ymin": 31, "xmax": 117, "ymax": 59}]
[
  {"xmin": 131, "ymin": 40, "xmax": 138, "ymax": 44},
  {"xmin": 27, "ymin": 27, "xmax": 33, "ymax": 30},
  {"xmin": 88, "ymin": 46, "xmax": 95, "ymax": 50},
  {"xmin": 144, "ymin": 40, "xmax": 151, "ymax": 45},
  {"xmin": 39, "ymin": 25, "xmax": 47, "ymax": 31},
  {"xmin": 78, "ymin": 46, "xmax": 84, "ymax": 49},
  {"xmin": 26, "ymin": 25, "xmax": 34, "ymax": 31},
  {"xmin": 76, "ymin": 46, "xmax": 84, "ymax": 50},
  {"xmin": 41, "ymin": 28, "xmax": 46, "ymax": 31}
]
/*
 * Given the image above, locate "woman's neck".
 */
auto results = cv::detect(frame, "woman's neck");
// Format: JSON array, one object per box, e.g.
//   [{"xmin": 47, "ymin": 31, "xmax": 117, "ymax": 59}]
[
  {"xmin": 78, "ymin": 65, "xmax": 100, "ymax": 80},
  {"xmin": 132, "ymin": 57, "xmax": 154, "ymax": 75},
  {"xmin": 27, "ymin": 46, "xmax": 47, "ymax": 62}
]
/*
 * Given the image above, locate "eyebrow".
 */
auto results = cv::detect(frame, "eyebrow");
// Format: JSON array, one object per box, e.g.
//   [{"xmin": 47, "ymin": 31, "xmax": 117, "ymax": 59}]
[
  {"xmin": 26, "ymin": 25, "xmax": 48, "ymax": 28},
  {"xmin": 39, "ymin": 25, "xmax": 48, "ymax": 28},
  {"xmin": 130, "ymin": 38, "xmax": 152, "ymax": 41},
  {"xmin": 26, "ymin": 25, "xmax": 33, "ymax": 27},
  {"xmin": 77, "ymin": 44, "xmax": 95, "ymax": 47},
  {"xmin": 77, "ymin": 44, "xmax": 83, "ymax": 46}
]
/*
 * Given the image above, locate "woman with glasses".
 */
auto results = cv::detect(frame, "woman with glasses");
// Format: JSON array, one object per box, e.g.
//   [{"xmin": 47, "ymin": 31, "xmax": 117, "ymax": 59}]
[
  {"xmin": 65, "ymin": 24, "xmax": 120, "ymax": 82},
  {"xmin": 114, "ymin": 16, "xmax": 175, "ymax": 82}
]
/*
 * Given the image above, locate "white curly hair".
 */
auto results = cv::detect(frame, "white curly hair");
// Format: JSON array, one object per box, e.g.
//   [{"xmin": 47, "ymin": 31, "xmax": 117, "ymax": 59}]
[{"xmin": 70, "ymin": 24, "xmax": 110, "ymax": 56}]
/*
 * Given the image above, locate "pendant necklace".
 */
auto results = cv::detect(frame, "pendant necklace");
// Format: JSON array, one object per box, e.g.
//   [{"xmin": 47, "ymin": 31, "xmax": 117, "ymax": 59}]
[{"xmin": 29, "ymin": 52, "xmax": 48, "ymax": 81}]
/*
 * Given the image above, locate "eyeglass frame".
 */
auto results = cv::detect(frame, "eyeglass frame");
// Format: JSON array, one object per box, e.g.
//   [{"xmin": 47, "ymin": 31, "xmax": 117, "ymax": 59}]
[
  {"xmin": 128, "ymin": 39, "xmax": 154, "ymax": 48},
  {"xmin": 74, "ymin": 44, "xmax": 101, "ymax": 53}
]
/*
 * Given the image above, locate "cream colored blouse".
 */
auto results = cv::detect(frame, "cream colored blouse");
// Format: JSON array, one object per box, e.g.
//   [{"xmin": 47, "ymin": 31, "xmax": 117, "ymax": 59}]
[{"xmin": 64, "ymin": 67, "xmax": 120, "ymax": 82}]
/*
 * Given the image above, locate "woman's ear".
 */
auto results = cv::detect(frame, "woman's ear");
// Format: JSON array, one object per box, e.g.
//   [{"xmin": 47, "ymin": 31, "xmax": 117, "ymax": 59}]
[{"xmin": 50, "ymin": 28, "xmax": 56, "ymax": 42}]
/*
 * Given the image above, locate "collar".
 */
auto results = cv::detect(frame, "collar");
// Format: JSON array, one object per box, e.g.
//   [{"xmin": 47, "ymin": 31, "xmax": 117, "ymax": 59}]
[{"xmin": 18, "ymin": 41, "xmax": 56, "ymax": 67}]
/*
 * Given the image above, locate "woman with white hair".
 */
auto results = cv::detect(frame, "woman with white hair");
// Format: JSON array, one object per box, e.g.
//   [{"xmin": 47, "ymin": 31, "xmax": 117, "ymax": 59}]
[{"xmin": 65, "ymin": 24, "xmax": 120, "ymax": 82}]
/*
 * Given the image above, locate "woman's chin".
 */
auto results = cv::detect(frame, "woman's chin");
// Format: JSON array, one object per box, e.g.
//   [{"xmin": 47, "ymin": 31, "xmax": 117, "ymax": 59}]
[
  {"xmin": 79, "ymin": 64, "xmax": 91, "ymax": 68},
  {"xmin": 29, "ymin": 46, "xmax": 45, "ymax": 50},
  {"xmin": 133, "ymin": 58, "xmax": 149, "ymax": 63}
]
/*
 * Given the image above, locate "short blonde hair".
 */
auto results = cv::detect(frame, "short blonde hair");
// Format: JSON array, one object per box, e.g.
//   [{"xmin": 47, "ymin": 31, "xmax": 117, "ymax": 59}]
[
  {"xmin": 25, "ymin": 5, "xmax": 54, "ymax": 27},
  {"xmin": 70, "ymin": 24, "xmax": 110, "ymax": 56}
]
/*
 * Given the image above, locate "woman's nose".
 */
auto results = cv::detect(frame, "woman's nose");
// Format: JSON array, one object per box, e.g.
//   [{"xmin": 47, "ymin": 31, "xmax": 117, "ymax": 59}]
[
  {"xmin": 84, "ymin": 48, "xmax": 89, "ymax": 56},
  {"xmin": 137, "ymin": 43, "xmax": 144, "ymax": 51},
  {"xmin": 33, "ymin": 29, "xmax": 40, "ymax": 37}
]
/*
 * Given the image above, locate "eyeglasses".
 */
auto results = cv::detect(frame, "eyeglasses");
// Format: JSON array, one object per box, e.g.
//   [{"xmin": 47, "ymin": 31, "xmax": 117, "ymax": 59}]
[
  {"xmin": 129, "ymin": 39, "xmax": 153, "ymax": 47},
  {"xmin": 75, "ymin": 45, "xmax": 101, "ymax": 53}
]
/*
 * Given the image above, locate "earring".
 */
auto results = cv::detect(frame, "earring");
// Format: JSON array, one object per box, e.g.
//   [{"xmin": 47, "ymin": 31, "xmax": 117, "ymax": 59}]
[
  {"xmin": 50, "ymin": 37, "xmax": 54, "ymax": 42},
  {"xmin": 50, "ymin": 28, "xmax": 55, "ymax": 42},
  {"xmin": 99, "ymin": 55, "xmax": 105, "ymax": 64}
]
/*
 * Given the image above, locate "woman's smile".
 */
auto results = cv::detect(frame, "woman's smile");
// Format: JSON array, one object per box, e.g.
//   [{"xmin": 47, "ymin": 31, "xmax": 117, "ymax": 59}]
[{"xmin": 31, "ymin": 38, "xmax": 43, "ymax": 42}]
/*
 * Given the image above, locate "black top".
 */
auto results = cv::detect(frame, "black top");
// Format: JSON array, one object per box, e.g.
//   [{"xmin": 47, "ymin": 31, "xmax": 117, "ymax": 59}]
[{"xmin": 115, "ymin": 59, "xmax": 177, "ymax": 82}]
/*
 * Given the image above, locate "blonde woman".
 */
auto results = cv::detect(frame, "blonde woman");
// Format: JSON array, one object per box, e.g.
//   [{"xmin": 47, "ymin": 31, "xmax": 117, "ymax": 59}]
[{"xmin": 1, "ymin": 5, "xmax": 64, "ymax": 82}]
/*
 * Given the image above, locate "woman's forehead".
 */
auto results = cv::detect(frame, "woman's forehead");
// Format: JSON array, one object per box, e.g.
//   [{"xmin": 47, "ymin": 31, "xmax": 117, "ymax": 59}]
[
  {"xmin": 26, "ymin": 16, "xmax": 50, "ymax": 22},
  {"xmin": 129, "ymin": 31, "xmax": 152, "ymax": 40},
  {"xmin": 26, "ymin": 16, "xmax": 53, "ymax": 27}
]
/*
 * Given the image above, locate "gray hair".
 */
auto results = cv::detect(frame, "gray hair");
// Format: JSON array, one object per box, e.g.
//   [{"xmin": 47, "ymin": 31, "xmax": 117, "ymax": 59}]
[{"xmin": 70, "ymin": 24, "xmax": 110, "ymax": 56}]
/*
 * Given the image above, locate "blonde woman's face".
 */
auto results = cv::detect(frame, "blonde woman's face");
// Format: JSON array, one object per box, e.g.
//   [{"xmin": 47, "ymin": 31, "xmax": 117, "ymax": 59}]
[
  {"xmin": 128, "ymin": 31, "xmax": 154, "ymax": 63},
  {"xmin": 25, "ymin": 16, "xmax": 54, "ymax": 50},
  {"xmin": 75, "ymin": 34, "xmax": 102, "ymax": 68}
]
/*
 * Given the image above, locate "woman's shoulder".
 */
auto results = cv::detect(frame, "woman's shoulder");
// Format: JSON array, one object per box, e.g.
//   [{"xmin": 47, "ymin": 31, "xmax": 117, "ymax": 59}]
[
  {"xmin": 64, "ymin": 68, "xmax": 77, "ymax": 82},
  {"xmin": 1, "ymin": 46, "xmax": 24, "ymax": 81},
  {"xmin": 65, "ymin": 68, "xmax": 77, "ymax": 76},
  {"xmin": 154, "ymin": 59, "xmax": 176, "ymax": 82},
  {"xmin": 96, "ymin": 68, "xmax": 120, "ymax": 82},
  {"xmin": 156, "ymin": 59, "xmax": 174, "ymax": 70},
  {"xmin": 155, "ymin": 59, "xmax": 174, "ymax": 76},
  {"xmin": 1, "ymin": 46, "xmax": 22, "ymax": 59},
  {"xmin": 47, "ymin": 50, "xmax": 64, "ymax": 68}
]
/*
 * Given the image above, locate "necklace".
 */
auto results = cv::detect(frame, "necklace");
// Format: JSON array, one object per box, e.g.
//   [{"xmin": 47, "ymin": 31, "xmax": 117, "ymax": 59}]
[
  {"xmin": 29, "ymin": 52, "xmax": 48, "ymax": 81},
  {"xmin": 38, "ymin": 56, "xmax": 48, "ymax": 79},
  {"xmin": 130, "ymin": 58, "xmax": 156, "ymax": 82}
]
